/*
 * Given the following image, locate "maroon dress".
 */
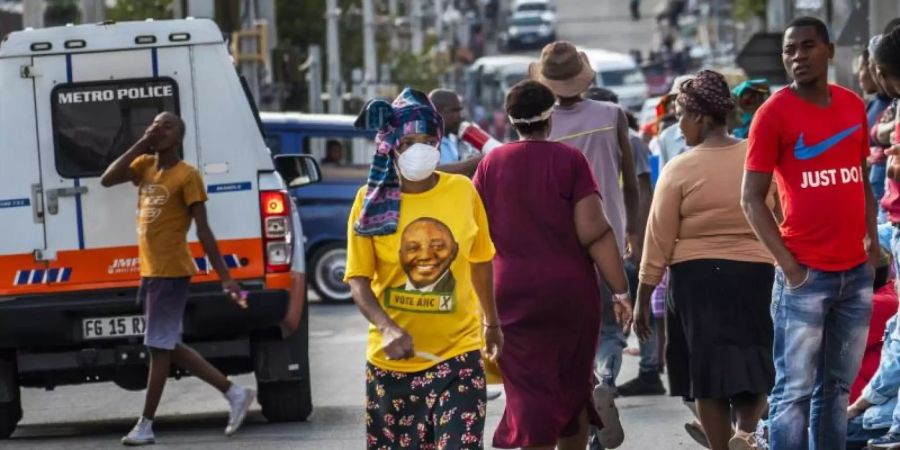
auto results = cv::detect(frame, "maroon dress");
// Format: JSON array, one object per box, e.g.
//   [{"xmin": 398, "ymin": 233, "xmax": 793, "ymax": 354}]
[{"xmin": 473, "ymin": 140, "xmax": 602, "ymax": 448}]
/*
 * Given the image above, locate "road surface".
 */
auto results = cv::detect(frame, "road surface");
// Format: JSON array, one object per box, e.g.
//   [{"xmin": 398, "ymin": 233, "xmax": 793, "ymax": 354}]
[{"xmin": 9, "ymin": 302, "xmax": 703, "ymax": 449}]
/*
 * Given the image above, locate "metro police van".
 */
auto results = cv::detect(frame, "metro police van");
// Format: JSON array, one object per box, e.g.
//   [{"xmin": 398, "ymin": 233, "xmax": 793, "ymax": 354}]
[{"xmin": 0, "ymin": 19, "xmax": 321, "ymax": 438}]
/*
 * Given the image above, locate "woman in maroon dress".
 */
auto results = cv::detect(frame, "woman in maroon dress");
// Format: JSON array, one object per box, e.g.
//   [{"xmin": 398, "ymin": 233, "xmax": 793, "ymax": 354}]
[{"xmin": 474, "ymin": 80, "xmax": 632, "ymax": 449}]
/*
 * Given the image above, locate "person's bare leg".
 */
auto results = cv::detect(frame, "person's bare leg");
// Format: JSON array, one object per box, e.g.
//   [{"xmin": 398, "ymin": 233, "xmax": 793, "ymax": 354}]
[
  {"xmin": 696, "ymin": 398, "xmax": 733, "ymax": 450},
  {"xmin": 142, "ymin": 348, "xmax": 172, "ymax": 419},
  {"xmin": 557, "ymin": 408, "xmax": 590, "ymax": 450},
  {"xmin": 732, "ymin": 392, "xmax": 767, "ymax": 435},
  {"xmin": 171, "ymin": 343, "xmax": 231, "ymax": 393}
]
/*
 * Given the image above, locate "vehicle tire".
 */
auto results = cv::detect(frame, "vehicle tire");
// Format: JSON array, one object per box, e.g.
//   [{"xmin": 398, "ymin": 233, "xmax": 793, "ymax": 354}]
[
  {"xmin": 0, "ymin": 355, "xmax": 20, "ymax": 439},
  {"xmin": 258, "ymin": 379, "xmax": 312, "ymax": 422},
  {"xmin": 310, "ymin": 242, "xmax": 352, "ymax": 303},
  {"xmin": 113, "ymin": 366, "xmax": 148, "ymax": 391}
]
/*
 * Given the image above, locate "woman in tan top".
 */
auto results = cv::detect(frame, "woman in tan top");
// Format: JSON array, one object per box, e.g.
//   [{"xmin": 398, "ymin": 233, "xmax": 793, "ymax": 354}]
[{"xmin": 633, "ymin": 70, "xmax": 775, "ymax": 450}]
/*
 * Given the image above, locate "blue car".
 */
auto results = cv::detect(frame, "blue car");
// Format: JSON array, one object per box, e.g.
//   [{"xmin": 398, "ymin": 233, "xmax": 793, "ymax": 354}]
[{"xmin": 260, "ymin": 112, "xmax": 373, "ymax": 302}]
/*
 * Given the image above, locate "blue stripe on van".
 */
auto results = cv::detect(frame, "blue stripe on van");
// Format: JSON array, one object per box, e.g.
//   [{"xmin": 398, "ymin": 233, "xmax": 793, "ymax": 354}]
[
  {"xmin": 208, "ymin": 182, "xmax": 252, "ymax": 194},
  {"xmin": 151, "ymin": 47, "xmax": 158, "ymax": 77},
  {"xmin": 0, "ymin": 198, "xmax": 29, "ymax": 208},
  {"xmin": 65, "ymin": 54, "xmax": 87, "ymax": 250},
  {"xmin": 73, "ymin": 178, "xmax": 85, "ymax": 249}
]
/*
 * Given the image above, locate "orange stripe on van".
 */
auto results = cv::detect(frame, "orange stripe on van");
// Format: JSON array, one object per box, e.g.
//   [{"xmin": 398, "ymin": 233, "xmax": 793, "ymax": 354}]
[{"xmin": 0, "ymin": 238, "xmax": 265, "ymax": 296}]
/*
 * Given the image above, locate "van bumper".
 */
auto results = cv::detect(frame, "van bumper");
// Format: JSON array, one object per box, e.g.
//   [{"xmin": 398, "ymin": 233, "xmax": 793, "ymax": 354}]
[{"xmin": 0, "ymin": 286, "xmax": 289, "ymax": 349}]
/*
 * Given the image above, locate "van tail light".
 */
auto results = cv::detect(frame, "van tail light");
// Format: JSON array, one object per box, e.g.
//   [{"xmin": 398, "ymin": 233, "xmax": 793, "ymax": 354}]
[{"xmin": 260, "ymin": 190, "xmax": 293, "ymax": 273}]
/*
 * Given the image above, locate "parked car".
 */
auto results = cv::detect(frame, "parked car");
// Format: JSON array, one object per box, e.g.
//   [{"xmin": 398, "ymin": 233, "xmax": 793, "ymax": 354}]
[
  {"xmin": 504, "ymin": 13, "xmax": 557, "ymax": 50},
  {"xmin": 582, "ymin": 48, "xmax": 649, "ymax": 112},
  {"xmin": 260, "ymin": 113, "xmax": 373, "ymax": 303},
  {"xmin": 511, "ymin": 0, "xmax": 557, "ymax": 23},
  {"xmin": 0, "ymin": 19, "xmax": 319, "ymax": 438}
]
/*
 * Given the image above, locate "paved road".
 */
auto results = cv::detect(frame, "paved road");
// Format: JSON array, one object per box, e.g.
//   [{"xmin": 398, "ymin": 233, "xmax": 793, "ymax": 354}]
[
  {"xmin": 556, "ymin": 0, "xmax": 667, "ymax": 54},
  {"xmin": 9, "ymin": 302, "xmax": 703, "ymax": 449}
]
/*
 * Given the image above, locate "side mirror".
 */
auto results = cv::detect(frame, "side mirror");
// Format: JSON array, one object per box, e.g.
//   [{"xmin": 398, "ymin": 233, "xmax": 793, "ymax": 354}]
[{"xmin": 274, "ymin": 154, "xmax": 322, "ymax": 188}]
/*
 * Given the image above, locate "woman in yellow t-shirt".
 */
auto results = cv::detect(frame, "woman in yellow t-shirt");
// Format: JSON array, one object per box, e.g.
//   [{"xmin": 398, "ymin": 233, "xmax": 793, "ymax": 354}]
[{"xmin": 345, "ymin": 88, "xmax": 502, "ymax": 449}]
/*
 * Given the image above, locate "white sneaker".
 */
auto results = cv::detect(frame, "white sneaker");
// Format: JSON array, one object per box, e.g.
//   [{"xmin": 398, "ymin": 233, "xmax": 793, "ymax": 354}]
[
  {"xmin": 224, "ymin": 385, "xmax": 256, "ymax": 436},
  {"xmin": 486, "ymin": 385, "xmax": 503, "ymax": 401},
  {"xmin": 121, "ymin": 417, "xmax": 155, "ymax": 446}
]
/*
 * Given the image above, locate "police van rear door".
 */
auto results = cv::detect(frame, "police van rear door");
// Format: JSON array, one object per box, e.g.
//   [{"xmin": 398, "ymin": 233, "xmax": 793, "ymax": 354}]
[{"xmin": 31, "ymin": 47, "xmax": 197, "ymax": 291}]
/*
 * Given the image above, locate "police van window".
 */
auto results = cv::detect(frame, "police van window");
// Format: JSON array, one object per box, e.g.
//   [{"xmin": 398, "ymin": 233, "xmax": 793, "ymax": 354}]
[
  {"xmin": 51, "ymin": 78, "xmax": 179, "ymax": 178},
  {"xmin": 303, "ymin": 137, "xmax": 379, "ymax": 166}
]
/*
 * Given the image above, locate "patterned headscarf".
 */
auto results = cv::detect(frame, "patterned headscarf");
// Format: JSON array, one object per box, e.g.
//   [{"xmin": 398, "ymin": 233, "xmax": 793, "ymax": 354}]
[
  {"xmin": 352, "ymin": 88, "xmax": 444, "ymax": 236},
  {"xmin": 676, "ymin": 70, "xmax": 735, "ymax": 118}
]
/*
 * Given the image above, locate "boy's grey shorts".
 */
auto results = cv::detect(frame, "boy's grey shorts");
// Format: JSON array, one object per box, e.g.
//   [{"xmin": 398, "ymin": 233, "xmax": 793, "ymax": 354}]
[{"xmin": 138, "ymin": 277, "xmax": 190, "ymax": 351}]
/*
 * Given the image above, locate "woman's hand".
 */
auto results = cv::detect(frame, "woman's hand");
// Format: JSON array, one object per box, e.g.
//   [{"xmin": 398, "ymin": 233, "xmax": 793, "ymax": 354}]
[
  {"xmin": 633, "ymin": 297, "xmax": 652, "ymax": 342},
  {"xmin": 380, "ymin": 323, "xmax": 414, "ymax": 360},
  {"xmin": 483, "ymin": 325, "xmax": 503, "ymax": 363},
  {"xmin": 886, "ymin": 145, "xmax": 900, "ymax": 181},
  {"xmin": 612, "ymin": 293, "xmax": 633, "ymax": 334},
  {"xmin": 847, "ymin": 397, "xmax": 872, "ymax": 419},
  {"xmin": 633, "ymin": 282, "xmax": 655, "ymax": 342}
]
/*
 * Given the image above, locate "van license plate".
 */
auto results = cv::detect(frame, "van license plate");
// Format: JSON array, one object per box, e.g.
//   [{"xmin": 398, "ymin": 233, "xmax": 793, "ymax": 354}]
[{"xmin": 82, "ymin": 315, "xmax": 146, "ymax": 340}]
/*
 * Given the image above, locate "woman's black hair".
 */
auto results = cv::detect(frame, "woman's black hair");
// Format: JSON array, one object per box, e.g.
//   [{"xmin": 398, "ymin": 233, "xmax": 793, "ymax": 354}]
[
  {"xmin": 506, "ymin": 80, "xmax": 556, "ymax": 135},
  {"xmin": 884, "ymin": 17, "xmax": 900, "ymax": 35},
  {"xmin": 875, "ymin": 26, "xmax": 900, "ymax": 78}
]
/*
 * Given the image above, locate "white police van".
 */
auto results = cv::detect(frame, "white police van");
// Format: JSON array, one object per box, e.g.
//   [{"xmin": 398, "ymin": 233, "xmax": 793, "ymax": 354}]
[{"xmin": 0, "ymin": 18, "xmax": 320, "ymax": 438}]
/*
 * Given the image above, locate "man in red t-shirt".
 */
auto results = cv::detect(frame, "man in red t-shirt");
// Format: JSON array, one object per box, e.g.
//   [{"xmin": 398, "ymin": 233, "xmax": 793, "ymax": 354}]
[{"xmin": 742, "ymin": 17, "xmax": 878, "ymax": 450}]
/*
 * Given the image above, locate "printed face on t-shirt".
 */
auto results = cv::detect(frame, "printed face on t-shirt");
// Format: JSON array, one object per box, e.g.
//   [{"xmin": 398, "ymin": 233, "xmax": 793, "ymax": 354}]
[{"xmin": 399, "ymin": 218, "xmax": 459, "ymax": 288}]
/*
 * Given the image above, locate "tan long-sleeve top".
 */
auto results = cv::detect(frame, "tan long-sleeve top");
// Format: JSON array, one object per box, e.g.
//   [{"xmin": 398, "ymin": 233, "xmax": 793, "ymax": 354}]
[{"xmin": 639, "ymin": 141, "xmax": 774, "ymax": 285}]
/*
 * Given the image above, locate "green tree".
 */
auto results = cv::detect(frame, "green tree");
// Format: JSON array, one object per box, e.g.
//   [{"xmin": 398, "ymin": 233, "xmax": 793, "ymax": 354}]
[
  {"xmin": 106, "ymin": 0, "xmax": 174, "ymax": 22},
  {"xmin": 44, "ymin": 0, "xmax": 80, "ymax": 26},
  {"xmin": 734, "ymin": 0, "xmax": 766, "ymax": 22}
]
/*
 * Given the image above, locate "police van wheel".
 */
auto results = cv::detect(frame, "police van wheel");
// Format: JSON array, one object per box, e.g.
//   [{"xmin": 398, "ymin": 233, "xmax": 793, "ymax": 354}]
[
  {"xmin": 310, "ymin": 243, "xmax": 352, "ymax": 303},
  {"xmin": 258, "ymin": 379, "xmax": 312, "ymax": 422},
  {"xmin": 0, "ymin": 355, "xmax": 20, "ymax": 439}
]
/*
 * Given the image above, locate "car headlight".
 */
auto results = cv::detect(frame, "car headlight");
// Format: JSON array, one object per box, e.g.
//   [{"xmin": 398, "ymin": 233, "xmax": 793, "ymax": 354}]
[
  {"xmin": 541, "ymin": 12, "xmax": 554, "ymax": 22},
  {"xmin": 538, "ymin": 25, "xmax": 551, "ymax": 35},
  {"xmin": 509, "ymin": 26, "xmax": 519, "ymax": 36}
]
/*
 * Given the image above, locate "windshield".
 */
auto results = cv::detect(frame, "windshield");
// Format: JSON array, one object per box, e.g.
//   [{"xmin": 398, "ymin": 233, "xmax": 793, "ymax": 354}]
[
  {"xmin": 598, "ymin": 69, "xmax": 645, "ymax": 87},
  {"xmin": 511, "ymin": 16, "xmax": 546, "ymax": 26},
  {"xmin": 517, "ymin": 3, "xmax": 549, "ymax": 12}
]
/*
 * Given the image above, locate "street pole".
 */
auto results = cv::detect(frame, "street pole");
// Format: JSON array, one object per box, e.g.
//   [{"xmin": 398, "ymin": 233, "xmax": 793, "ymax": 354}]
[
  {"xmin": 362, "ymin": 0, "xmax": 378, "ymax": 100},
  {"xmin": 326, "ymin": 0, "xmax": 344, "ymax": 114},
  {"xmin": 80, "ymin": 0, "xmax": 104, "ymax": 23},
  {"xmin": 410, "ymin": 0, "xmax": 424, "ymax": 54},
  {"xmin": 306, "ymin": 45, "xmax": 324, "ymax": 114},
  {"xmin": 23, "ymin": 0, "xmax": 44, "ymax": 29},
  {"xmin": 388, "ymin": 0, "xmax": 399, "ymax": 51},
  {"xmin": 240, "ymin": 0, "xmax": 261, "ymax": 104}
]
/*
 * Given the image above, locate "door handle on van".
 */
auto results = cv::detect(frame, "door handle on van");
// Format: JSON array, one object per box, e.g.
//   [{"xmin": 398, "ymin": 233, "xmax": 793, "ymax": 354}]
[{"xmin": 46, "ymin": 186, "xmax": 88, "ymax": 215}]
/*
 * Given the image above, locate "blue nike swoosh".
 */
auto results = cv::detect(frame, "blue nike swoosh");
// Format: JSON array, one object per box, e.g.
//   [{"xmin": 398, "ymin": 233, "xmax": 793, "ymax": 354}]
[{"xmin": 793, "ymin": 125, "xmax": 862, "ymax": 160}]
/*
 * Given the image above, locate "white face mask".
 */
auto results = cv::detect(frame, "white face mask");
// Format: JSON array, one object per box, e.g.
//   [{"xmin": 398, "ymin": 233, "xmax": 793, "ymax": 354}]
[{"xmin": 396, "ymin": 142, "xmax": 440, "ymax": 181}]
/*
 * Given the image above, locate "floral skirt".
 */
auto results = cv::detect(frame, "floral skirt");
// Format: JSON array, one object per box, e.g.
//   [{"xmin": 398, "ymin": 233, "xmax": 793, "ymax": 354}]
[{"xmin": 366, "ymin": 350, "xmax": 487, "ymax": 449}]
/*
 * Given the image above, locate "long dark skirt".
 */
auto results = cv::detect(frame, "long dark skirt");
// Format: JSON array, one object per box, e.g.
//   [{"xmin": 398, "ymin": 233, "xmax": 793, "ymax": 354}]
[{"xmin": 666, "ymin": 259, "xmax": 776, "ymax": 399}]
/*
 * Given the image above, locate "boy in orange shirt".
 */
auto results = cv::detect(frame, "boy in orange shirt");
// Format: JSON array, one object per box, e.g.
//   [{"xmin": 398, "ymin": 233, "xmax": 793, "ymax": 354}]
[{"xmin": 101, "ymin": 112, "xmax": 254, "ymax": 446}]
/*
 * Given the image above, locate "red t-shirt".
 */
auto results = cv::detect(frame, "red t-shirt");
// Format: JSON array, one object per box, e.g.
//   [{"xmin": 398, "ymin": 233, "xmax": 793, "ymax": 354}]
[{"xmin": 746, "ymin": 85, "xmax": 870, "ymax": 271}]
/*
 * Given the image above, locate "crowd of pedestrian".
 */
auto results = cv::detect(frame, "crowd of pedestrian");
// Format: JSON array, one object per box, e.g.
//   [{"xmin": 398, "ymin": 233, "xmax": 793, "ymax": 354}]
[{"xmin": 342, "ymin": 13, "xmax": 900, "ymax": 450}]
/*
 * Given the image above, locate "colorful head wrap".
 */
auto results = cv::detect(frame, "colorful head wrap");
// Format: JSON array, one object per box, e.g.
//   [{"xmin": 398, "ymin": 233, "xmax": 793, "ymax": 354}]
[
  {"xmin": 352, "ymin": 88, "xmax": 443, "ymax": 236},
  {"xmin": 676, "ymin": 70, "xmax": 735, "ymax": 118}
]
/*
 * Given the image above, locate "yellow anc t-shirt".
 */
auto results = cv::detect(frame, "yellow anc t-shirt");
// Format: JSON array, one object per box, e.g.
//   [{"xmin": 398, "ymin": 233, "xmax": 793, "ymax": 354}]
[
  {"xmin": 130, "ymin": 155, "xmax": 208, "ymax": 278},
  {"xmin": 345, "ymin": 172, "xmax": 495, "ymax": 373}
]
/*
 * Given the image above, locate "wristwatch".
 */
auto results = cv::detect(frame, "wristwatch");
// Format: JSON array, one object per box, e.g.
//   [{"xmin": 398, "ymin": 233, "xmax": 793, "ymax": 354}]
[{"xmin": 612, "ymin": 291, "xmax": 631, "ymax": 304}]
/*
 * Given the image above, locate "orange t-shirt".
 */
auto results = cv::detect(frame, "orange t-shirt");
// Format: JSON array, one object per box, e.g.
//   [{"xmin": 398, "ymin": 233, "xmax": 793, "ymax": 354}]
[{"xmin": 130, "ymin": 155, "xmax": 208, "ymax": 278}]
